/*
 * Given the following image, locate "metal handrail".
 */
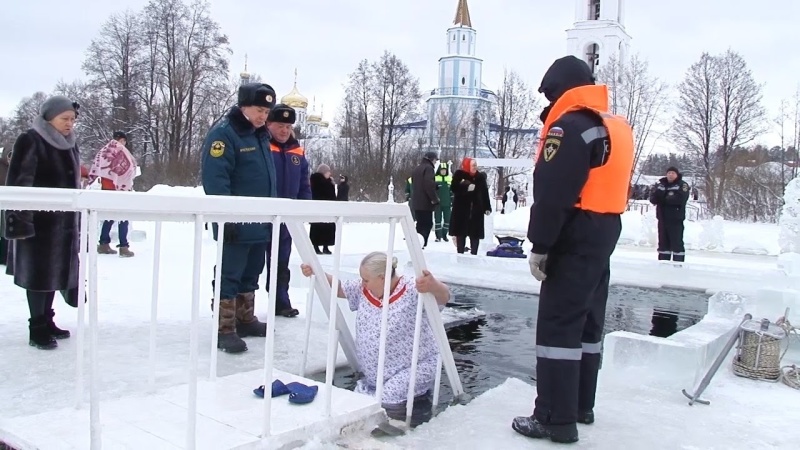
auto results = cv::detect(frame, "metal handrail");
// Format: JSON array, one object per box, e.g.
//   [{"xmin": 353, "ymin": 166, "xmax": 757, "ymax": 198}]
[{"xmin": 0, "ymin": 186, "xmax": 464, "ymax": 448}]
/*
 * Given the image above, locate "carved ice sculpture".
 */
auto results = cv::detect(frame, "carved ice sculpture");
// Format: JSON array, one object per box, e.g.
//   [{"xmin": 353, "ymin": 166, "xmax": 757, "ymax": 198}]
[{"xmin": 778, "ymin": 177, "xmax": 800, "ymax": 254}]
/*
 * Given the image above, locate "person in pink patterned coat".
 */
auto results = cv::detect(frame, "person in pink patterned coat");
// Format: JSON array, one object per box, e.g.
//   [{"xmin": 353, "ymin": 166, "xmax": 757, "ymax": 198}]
[{"xmin": 88, "ymin": 131, "xmax": 138, "ymax": 257}]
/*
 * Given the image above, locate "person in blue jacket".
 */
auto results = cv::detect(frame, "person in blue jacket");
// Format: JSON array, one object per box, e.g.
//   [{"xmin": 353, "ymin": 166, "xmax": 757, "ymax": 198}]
[
  {"xmin": 201, "ymin": 82, "xmax": 277, "ymax": 354},
  {"xmin": 265, "ymin": 104, "xmax": 311, "ymax": 318}
]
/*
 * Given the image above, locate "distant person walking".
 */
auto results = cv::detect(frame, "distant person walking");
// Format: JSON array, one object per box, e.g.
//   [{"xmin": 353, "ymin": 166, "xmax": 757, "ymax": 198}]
[
  {"xmin": 309, "ymin": 164, "xmax": 337, "ymax": 254},
  {"xmin": 410, "ymin": 151, "xmax": 440, "ymax": 248},
  {"xmin": 89, "ymin": 131, "xmax": 137, "ymax": 258},
  {"xmin": 649, "ymin": 166, "xmax": 690, "ymax": 262}
]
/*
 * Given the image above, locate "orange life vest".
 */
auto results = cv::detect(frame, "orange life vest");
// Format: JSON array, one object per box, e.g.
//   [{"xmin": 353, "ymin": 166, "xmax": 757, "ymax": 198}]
[
  {"xmin": 269, "ymin": 141, "xmax": 305, "ymax": 156},
  {"xmin": 534, "ymin": 84, "xmax": 634, "ymax": 214}
]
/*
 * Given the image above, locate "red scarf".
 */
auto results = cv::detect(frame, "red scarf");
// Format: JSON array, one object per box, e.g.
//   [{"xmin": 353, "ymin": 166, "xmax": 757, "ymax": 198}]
[{"xmin": 362, "ymin": 277, "xmax": 407, "ymax": 308}]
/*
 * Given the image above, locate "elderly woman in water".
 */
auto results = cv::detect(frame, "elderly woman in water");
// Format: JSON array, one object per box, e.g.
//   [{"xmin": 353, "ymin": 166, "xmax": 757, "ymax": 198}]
[{"xmin": 300, "ymin": 251, "xmax": 450, "ymax": 424}]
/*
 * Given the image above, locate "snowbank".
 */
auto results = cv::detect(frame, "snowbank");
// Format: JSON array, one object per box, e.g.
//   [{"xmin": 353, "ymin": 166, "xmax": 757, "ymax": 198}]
[
  {"xmin": 146, "ymin": 184, "xmax": 204, "ymax": 196},
  {"xmin": 493, "ymin": 206, "xmax": 781, "ymax": 255},
  {"xmin": 779, "ymin": 177, "xmax": 800, "ymax": 254}
]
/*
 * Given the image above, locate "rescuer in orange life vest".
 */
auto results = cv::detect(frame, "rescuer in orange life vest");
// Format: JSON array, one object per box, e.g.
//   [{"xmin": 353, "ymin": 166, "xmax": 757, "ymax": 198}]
[{"xmin": 512, "ymin": 56, "xmax": 634, "ymax": 444}]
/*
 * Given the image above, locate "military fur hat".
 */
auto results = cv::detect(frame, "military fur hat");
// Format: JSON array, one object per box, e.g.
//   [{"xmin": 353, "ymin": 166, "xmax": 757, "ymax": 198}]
[
  {"xmin": 238, "ymin": 83, "xmax": 276, "ymax": 109},
  {"xmin": 267, "ymin": 104, "xmax": 296, "ymax": 124}
]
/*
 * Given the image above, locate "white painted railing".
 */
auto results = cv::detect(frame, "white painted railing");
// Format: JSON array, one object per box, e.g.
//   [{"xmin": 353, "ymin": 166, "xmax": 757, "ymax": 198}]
[{"xmin": 0, "ymin": 187, "xmax": 464, "ymax": 448}]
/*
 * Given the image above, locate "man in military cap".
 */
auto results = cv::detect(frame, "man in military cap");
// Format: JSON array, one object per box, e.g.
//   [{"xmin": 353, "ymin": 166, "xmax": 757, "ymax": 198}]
[
  {"xmin": 201, "ymin": 82, "xmax": 278, "ymax": 353},
  {"xmin": 264, "ymin": 103, "xmax": 311, "ymax": 318}
]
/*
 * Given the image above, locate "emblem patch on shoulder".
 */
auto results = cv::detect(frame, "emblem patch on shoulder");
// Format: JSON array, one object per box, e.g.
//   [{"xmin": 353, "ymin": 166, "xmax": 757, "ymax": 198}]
[
  {"xmin": 543, "ymin": 138, "xmax": 560, "ymax": 162},
  {"xmin": 291, "ymin": 155, "xmax": 300, "ymax": 165},
  {"xmin": 210, "ymin": 141, "xmax": 225, "ymax": 158},
  {"xmin": 682, "ymin": 183, "xmax": 689, "ymax": 192},
  {"xmin": 547, "ymin": 126, "xmax": 564, "ymax": 138}
]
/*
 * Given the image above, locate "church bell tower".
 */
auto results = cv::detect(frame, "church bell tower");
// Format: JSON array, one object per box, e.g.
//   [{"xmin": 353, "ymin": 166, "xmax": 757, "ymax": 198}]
[{"xmin": 566, "ymin": 0, "xmax": 631, "ymax": 74}]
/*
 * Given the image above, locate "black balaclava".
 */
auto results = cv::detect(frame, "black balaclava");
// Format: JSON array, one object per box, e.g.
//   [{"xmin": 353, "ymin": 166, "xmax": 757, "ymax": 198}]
[{"xmin": 538, "ymin": 56, "xmax": 596, "ymax": 122}]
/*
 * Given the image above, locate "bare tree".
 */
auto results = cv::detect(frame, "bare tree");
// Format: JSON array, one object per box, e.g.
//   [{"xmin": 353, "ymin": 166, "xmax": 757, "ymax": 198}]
[
  {"xmin": 715, "ymin": 50, "xmax": 766, "ymax": 212},
  {"xmin": 334, "ymin": 51, "xmax": 422, "ymax": 199},
  {"xmin": 482, "ymin": 68, "xmax": 539, "ymax": 195},
  {"xmin": 671, "ymin": 50, "xmax": 765, "ymax": 216},
  {"xmin": 596, "ymin": 53, "xmax": 669, "ymax": 183},
  {"xmin": 775, "ymin": 98, "xmax": 790, "ymax": 190},
  {"xmin": 671, "ymin": 53, "xmax": 722, "ymax": 212}
]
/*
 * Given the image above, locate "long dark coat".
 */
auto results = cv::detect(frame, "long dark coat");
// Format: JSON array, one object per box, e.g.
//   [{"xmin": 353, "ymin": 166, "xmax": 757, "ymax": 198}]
[
  {"xmin": 336, "ymin": 177, "xmax": 350, "ymax": 201},
  {"xmin": 309, "ymin": 172, "xmax": 336, "ymax": 246},
  {"xmin": 449, "ymin": 169, "xmax": 492, "ymax": 239},
  {"xmin": 4, "ymin": 128, "xmax": 81, "ymax": 291},
  {"xmin": 410, "ymin": 159, "xmax": 438, "ymax": 211}
]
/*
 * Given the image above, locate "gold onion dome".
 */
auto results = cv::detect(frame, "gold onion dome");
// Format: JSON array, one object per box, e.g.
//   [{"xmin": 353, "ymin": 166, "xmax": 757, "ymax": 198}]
[
  {"xmin": 281, "ymin": 83, "xmax": 308, "ymax": 109},
  {"xmin": 319, "ymin": 120, "xmax": 329, "ymax": 127},
  {"xmin": 307, "ymin": 114, "xmax": 321, "ymax": 123}
]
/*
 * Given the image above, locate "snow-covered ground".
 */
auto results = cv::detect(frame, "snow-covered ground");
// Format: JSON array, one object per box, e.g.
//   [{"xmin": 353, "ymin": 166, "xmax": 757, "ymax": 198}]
[{"xmin": 1, "ymin": 184, "xmax": 798, "ymax": 449}]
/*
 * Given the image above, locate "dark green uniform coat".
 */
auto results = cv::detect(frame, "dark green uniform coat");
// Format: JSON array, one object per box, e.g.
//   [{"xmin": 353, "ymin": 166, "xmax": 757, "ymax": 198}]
[{"xmin": 201, "ymin": 106, "xmax": 277, "ymax": 243}]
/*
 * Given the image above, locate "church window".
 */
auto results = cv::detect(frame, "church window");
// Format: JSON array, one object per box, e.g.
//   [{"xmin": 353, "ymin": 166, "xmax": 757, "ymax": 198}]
[
  {"xmin": 585, "ymin": 43, "xmax": 600, "ymax": 73},
  {"xmin": 461, "ymin": 77, "xmax": 466, "ymax": 85},
  {"xmin": 452, "ymin": 34, "xmax": 455, "ymax": 40},
  {"xmin": 462, "ymin": 35, "xmax": 466, "ymax": 41},
  {"xmin": 589, "ymin": 0, "xmax": 601, "ymax": 20}
]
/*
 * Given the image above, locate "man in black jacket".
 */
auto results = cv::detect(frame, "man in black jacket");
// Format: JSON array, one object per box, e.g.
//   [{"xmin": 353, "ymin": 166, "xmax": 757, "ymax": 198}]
[
  {"xmin": 649, "ymin": 166, "xmax": 691, "ymax": 262},
  {"xmin": 410, "ymin": 151, "xmax": 440, "ymax": 248}
]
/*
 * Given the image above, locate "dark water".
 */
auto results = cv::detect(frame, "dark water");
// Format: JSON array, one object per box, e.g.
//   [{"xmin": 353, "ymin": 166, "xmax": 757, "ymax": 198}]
[{"xmin": 315, "ymin": 284, "xmax": 708, "ymax": 407}]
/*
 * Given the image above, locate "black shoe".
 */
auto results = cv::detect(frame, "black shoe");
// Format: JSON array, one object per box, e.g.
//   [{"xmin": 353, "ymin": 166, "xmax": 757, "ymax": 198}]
[
  {"xmin": 443, "ymin": 236, "xmax": 449, "ymax": 242},
  {"xmin": 236, "ymin": 319, "xmax": 267, "ymax": 337},
  {"xmin": 217, "ymin": 332, "xmax": 247, "ymax": 353},
  {"xmin": 511, "ymin": 416, "xmax": 578, "ymax": 443},
  {"xmin": 577, "ymin": 410, "xmax": 594, "ymax": 425},
  {"xmin": 277, "ymin": 308, "xmax": 300, "ymax": 318},
  {"xmin": 45, "ymin": 310, "xmax": 70, "ymax": 339},
  {"xmin": 435, "ymin": 238, "xmax": 441, "ymax": 242},
  {"xmin": 314, "ymin": 246, "xmax": 322, "ymax": 255},
  {"xmin": 29, "ymin": 316, "xmax": 58, "ymax": 350},
  {"xmin": 322, "ymin": 247, "xmax": 332, "ymax": 255}
]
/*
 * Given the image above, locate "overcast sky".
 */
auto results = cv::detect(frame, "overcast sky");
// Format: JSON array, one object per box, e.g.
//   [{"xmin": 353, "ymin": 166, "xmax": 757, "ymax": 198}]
[{"xmin": 1, "ymin": 0, "xmax": 797, "ymax": 149}]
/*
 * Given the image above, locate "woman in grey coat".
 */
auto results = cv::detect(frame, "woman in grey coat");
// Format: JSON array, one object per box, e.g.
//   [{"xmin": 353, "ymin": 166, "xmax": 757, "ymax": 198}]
[{"xmin": 4, "ymin": 96, "xmax": 82, "ymax": 349}]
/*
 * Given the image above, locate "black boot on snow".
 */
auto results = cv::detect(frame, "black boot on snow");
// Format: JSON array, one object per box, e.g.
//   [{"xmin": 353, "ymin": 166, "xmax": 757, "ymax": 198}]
[
  {"xmin": 235, "ymin": 293, "xmax": 267, "ymax": 337},
  {"xmin": 217, "ymin": 298, "xmax": 247, "ymax": 353},
  {"xmin": 511, "ymin": 416, "xmax": 578, "ymax": 443},
  {"xmin": 217, "ymin": 332, "xmax": 247, "ymax": 353},
  {"xmin": 46, "ymin": 310, "xmax": 71, "ymax": 339},
  {"xmin": 577, "ymin": 410, "xmax": 594, "ymax": 425},
  {"xmin": 29, "ymin": 316, "xmax": 58, "ymax": 350}
]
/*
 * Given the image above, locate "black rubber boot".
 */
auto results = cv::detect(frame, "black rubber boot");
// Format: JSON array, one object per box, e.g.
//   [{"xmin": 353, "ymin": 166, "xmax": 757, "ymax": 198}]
[
  {"xmin": 511, "ymin": 416, "xmax": 579, "ymax": 443},
  {"xmin": 235, "ymin": 293, "xmax": 267, "ymax": 337},
  {"xmin": 29, "ymin": 316, "xmax": 58, "ymax": 350},
  {"xmin": 577, "ymin": 410, "xmax": 594, "ymax": 425},
  {"xmin": 45, "ymin": 310, "xmax": 71, "ymax": 339},
  {"xmin": 217, "ymin": 298, "xmax": 247, "ymax": 353}
]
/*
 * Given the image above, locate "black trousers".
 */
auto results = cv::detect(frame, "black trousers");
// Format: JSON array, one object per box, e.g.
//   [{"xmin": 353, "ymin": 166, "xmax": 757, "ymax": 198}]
[
  {"xmin": 657, "ymin": 220, "xmax": 685, "ymax": 262},
  {"xmin": 265, "ymin": 225, "xmax": 293, "ymax": 311},
  {"xmin": 455, "ymin": 236, "xmax": 479, "ymax": 255},
  {"xmin": 534, "ymin": 252, "xmax": 610, "ymax": 425},
  {"xmin": 212, "ymin": 242, "xmax": 267, "ymax": 300},
  {"xmin": 414, "ymin": 210, "xmax": 434, "ymax": 246}
]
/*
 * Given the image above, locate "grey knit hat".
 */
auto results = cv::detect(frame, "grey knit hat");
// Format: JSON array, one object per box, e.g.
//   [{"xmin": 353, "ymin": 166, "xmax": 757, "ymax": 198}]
[
  {"xmin": 40, "ymin": 95, "xmax": 79, "ymax": 121},
  {"xmin": 317, "ymin": 164, "xmax": 331, "ymax": 174}
]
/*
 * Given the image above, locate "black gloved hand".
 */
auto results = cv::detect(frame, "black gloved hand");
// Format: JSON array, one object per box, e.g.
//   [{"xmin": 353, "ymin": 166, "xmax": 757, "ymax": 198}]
[{"xmin": 223, "ymin": 223, "xmax": 238, "ymax": 243}]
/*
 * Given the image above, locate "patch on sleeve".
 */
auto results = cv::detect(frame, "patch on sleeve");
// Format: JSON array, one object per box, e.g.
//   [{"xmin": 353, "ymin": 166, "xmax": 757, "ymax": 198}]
[
  {"xmin": 682, "ymin": 183, "xmax": 689, "ymax": 192},
  {"xmin": 209, "ymin": 141, "xmax": 225, "ymax": 158},
  {"xmin": 543, "ymin": 138, "xmax": 561, "ymax": 162},
  {"xmin": 547, "ymin": 126, "xmax": 564, "ymax": 138}
]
